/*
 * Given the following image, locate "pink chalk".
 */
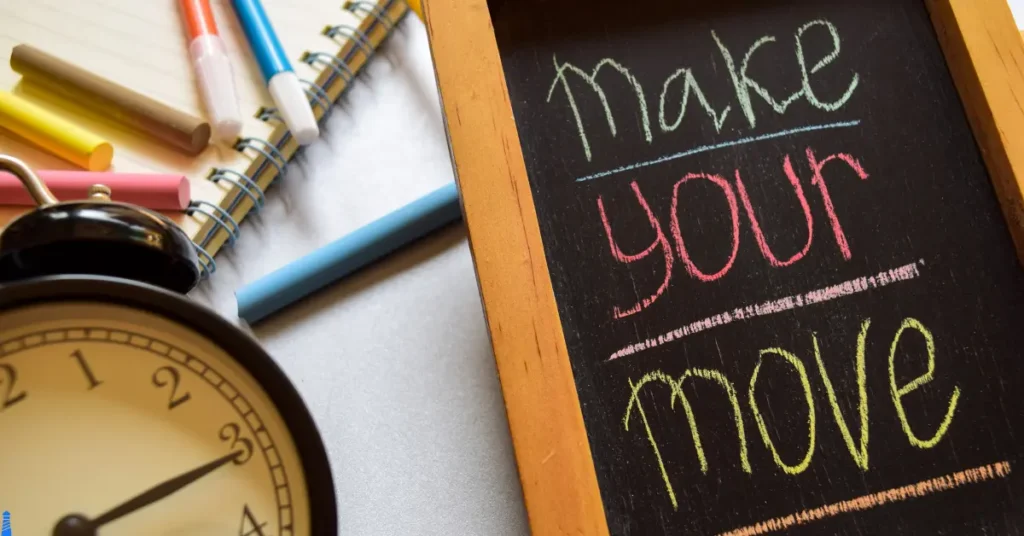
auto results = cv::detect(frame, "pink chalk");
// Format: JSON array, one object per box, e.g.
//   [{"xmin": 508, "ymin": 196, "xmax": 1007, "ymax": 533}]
[
  {"xmin": 807, "ymin": 148, "xmax": 870, "ymax": 260},
  {"xmin": 670, "ymin": 172, "xmax": 740, "ymax": 282},
  {"xmin": 736, "ymin": 154, "xmax": 814, "ymax": 268},
  {"xmin": 0, "ymin": 170, "xmax": 190, "ymax": 210},
  {"xmin": 598, "ymin": 181, "xmax": 674, "ymax": 319}
]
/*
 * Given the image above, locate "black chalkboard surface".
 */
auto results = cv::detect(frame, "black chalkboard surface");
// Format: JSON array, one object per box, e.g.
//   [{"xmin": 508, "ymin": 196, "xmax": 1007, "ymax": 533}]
[{"xmin": 490, "ymin": 0, "xmax": 1024, "ymax": 534}]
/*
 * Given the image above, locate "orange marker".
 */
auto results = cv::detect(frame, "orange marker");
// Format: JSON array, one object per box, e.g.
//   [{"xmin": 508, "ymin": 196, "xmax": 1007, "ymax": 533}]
[{"xmin": 178, "ymin": 0, "xmax": 242, "ymax": 142}]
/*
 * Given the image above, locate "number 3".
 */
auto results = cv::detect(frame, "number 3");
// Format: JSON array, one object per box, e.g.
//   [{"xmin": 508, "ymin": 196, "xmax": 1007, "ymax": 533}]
[{"xmin": 219, "ymin": 422, "xmax": 255, "ymax": 465}]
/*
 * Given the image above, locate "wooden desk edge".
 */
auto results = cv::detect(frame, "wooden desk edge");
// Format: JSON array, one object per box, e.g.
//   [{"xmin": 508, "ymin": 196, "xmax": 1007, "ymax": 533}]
[{"xmin": 422, "ymin": 0, "xmax": 1024, "ymax": 534}]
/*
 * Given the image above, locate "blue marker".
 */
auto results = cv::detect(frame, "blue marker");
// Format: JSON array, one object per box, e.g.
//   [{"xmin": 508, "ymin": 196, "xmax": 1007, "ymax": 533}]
[
  {"xmin": 236, "ymin": 182, "xmax": 463, "ymax": 324},
  {"xmin": 231, "ymin": 0, "xmax": 319, "ymax": 144}
]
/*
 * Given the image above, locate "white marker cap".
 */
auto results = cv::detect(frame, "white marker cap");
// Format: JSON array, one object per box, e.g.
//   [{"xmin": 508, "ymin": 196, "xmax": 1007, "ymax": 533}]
[
  {"xmin": 268, "ymin": 71, "xmax": 319, "ymax": 145},
  {"xmin": 190, "ymin": 35, "xmax": 243, "ymax": 142}
]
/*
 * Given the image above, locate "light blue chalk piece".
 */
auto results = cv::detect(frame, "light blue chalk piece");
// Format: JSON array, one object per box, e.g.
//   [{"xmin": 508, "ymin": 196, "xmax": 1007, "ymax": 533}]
[{"xmin": 236, "ymin": 182, "xmax": 462, "ymax": 324}]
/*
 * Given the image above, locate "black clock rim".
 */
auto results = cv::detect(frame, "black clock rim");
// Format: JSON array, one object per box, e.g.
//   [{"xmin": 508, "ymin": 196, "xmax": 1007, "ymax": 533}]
[{"xmin": 0, "ymin": 275, "xmax": 338, "ymax": 536}]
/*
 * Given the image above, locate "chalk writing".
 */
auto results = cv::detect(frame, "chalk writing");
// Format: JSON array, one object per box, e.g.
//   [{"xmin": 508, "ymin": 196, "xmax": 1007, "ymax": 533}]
[
  {"xmin": 749, "ymin": 348, "xmax": 817, "ymax": 475},
  {"xmin": 808, "ymin": 149, "xmax": 871, "ymax": 260},
  {"xmin": 625, "ymin": 369, "xmax": 753, "ymax": 509},
  {"xmin": 889, "ymin": 318, "xmax": 961, "ymax": 449},
  {"xmin": 796, "ymin": 20, "xmax": 860, "ymax": 112},
  {"xmin": 498, "ymin": 0, "xmax": 1024, "ymax": 532},
  {"xmin": 598, "ymin": 181, "xmax": 674, "ymax": 318},
  {"xmin": 670, "ymin": 173, "xmax": 740, "ymax": 282},
  {"xmin": 720, "ymin": 461, "xmax": 1011, "ymax": 536},
  {"xmin": 714, "ymin": 32, "xmax": 805, "ymax": 126},
  {"xmin": 547, "ymin": 57, "xmax": 652, "ymax": 162},
  {"xmin": 735, "ymin": 155, "xmax": 814, "ymax": 267},
  {"xmin": 598, "ymin": 148, "xmax": 869, "ymax": 318},
  {"xmin": 625, "ymin": 373, "xmax": 678, "ymax": 509},
  {"xmin": 659, "ymin": 68, "xmax": 731, "ymax": 134},
  {"xmin": 813, "ymin": 320, "xmax": 870, "ymax": 471},
  {"xmin": 608, "ymin": 261, "xmax": 921, "ymax": 361},
  {"xmin": 623, "ymin": 315, "xmax": 960, "ymax": 510},
  {"xmin": 577, "ymin": 121, "xmax": 860, "ymax": 183},
  {"xmin": 547, "ymin": 19, "xmax": 860, "ymax": 162}
]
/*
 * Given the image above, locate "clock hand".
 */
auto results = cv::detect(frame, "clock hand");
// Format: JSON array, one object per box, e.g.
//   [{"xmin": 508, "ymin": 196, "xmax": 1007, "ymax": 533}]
[{"xmin": 52, "ymin": 450, "xmax": 241, "ymax": 536}]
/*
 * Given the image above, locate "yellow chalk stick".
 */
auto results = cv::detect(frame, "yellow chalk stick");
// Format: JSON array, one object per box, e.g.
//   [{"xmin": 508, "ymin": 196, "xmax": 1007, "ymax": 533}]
[
  {"xmin": 407, "ymin": 0, "xmax": 424, "ymax": 21},
  {"xmin": 0, "ymin": 90, "xmax": 113, "ymax": 171}
]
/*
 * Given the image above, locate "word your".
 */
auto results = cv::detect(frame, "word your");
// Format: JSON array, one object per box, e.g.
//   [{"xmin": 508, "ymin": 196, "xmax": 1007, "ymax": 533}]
[
  {"xmin": 547, "ymin": 19, "xmax": 859, "ymax": 161},
  {"xmin": 599, "ymin": 147, "xmax": 868, "ymax": 319},
  {"xmin": 723, "ymin": 461, "xmax": 1011, "ymax": 536},
  {"xmin": 623, "ymin": 316, "xmax": 961, "ymax": 511},
  {"xmin": 609, "ymin": 261, "xmax": 922, "ymax": 361}
]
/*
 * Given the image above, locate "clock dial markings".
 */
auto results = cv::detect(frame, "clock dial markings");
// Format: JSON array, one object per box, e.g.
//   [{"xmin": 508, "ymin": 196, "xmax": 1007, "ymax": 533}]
[
  {"xmin": 221, "ymin": 422, "xmax": 257, "ymax": 465},
  {"xmin": 0, "ymin": 321, "xmax": 302, "ymax": 535},
  {"xmin": 53, "ymin": 450, "xmax": 242, "ymax": 536},
  {"xmin": 240, "ymin": 504, "xmax": 270, "ymax": 536},
  {"xmin": 0, "ymin": 363, "xmax": 27, "ymax": 409},
  {"xmin": 69, "ymin": 349, "xmax": 103, "ymax": 389},
  {"xmin": 151, "ymin": 365, "xmax": 193, "ymax": 410}
]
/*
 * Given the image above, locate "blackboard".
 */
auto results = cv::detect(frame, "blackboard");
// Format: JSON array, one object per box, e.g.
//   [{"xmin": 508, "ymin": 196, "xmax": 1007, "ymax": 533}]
[{"xmin": 489, "ymin": 0, "xmax": 1024, "ymax": 533}]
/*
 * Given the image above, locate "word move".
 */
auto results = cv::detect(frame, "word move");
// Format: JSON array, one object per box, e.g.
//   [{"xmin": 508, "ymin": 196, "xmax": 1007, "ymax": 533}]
[{"xmin": 623, "ymin": 316, "xmax": 961, "ymax": 511}]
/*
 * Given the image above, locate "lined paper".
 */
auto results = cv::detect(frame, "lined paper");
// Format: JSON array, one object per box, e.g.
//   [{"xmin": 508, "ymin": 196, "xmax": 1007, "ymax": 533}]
[{"xmin": 0, "ymin": 0, "xmax": 367, "ymax": 253}]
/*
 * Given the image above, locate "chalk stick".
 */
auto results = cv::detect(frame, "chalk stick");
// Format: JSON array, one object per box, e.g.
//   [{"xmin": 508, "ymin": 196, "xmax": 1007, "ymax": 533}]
[
  {"xmin": 236, "ymin": 182, "xmax": 463, "ymax": 324},
  {"xmin": 10, "ymin": 44, "xmax": 211, "ymax": 155},
  {"xmin": 0, "ymin": 170, "xmax": 190, "ymax": 210},
  {"xmin": 0, "ymin": 90, "xmax": 113, "ymax": 170}
]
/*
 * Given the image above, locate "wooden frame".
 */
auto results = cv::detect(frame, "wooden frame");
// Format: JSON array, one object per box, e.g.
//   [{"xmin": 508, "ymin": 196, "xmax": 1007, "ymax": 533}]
[{"xmin": 421, "ymin": 1, "xmax": 1024, "ymax": 534}]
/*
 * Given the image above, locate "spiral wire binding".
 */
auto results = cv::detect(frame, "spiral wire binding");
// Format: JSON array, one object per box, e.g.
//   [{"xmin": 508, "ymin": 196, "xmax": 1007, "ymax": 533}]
[
  {"xmin": 209, "ymin": 167, "xmax": 266, "ymax": 212},
  {"xmin": 195, "ymin": 244, "xmax": 217, "ymax": 278},
  {"xmin": 235, "ymin": 137, "xmax": 289, "ymax": 179},
  {"xmin": 190, "ymin": 0, "xmax": 407, "ymax": 282},
  {"xmin": 187, "ymin": 200, "xmax": 241, "ymax": 246},
  {"xmin": 323, "ymin": 24, "xmax": 375, "ymax": 58},
  {"xmin": 301, "ymin": 52, "xmax": 355, "ymax": 84},
  {"xmin": 303, "ymin": 80, "xmax": 333, "ymax": 114},
  {"xmin": 344, "ymin": 1, "xmax": 395, "ymax": 31},
  {"xmin": 256, "ymin": 81, "xmax": 333, "ymax": 124}
]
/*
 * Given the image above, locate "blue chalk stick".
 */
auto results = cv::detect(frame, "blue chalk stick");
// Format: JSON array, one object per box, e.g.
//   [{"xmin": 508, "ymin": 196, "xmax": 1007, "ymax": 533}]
[{"xmin": 236, "ymin": 182, "xmax": 463, "ymax": 324}]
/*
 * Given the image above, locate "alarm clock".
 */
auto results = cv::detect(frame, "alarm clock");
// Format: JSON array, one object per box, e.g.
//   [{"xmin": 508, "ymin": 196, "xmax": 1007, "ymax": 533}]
[{"xmin": 0, "ymin": 155, "xmax": 337, "ymax": 535}]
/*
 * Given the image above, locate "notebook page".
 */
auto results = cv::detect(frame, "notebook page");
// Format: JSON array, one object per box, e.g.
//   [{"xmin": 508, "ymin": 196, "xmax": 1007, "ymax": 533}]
[
  {"xmin": 0, "ymin": 0, "xmax": 378, "ymax": 268},
  {"xmin": 183, "ymin": 1, "xmax": 407, "ymax": 262}
]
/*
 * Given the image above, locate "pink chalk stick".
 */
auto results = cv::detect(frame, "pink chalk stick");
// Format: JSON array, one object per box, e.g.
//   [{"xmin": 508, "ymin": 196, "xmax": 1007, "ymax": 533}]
[{"xmin": 0, "ymin": 170, "xmax": 190, "ymax": 210}]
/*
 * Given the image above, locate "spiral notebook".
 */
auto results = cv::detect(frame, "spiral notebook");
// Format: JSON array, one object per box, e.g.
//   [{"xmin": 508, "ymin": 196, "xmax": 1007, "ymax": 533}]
[{"xmin": 0, "ymin": 0, "xmax": 410, "ymax": 279}]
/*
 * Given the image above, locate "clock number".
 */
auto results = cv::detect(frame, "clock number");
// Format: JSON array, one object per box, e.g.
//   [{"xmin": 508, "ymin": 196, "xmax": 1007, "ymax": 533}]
[
  {"xmin": 0, "ymin": 364, "xmax": 27, "ymax": 410},
  {"xmin": 239, "ymin": 504, "xmax": 268, "ymax": 536},
  {"xmin": 152, "ymin": 366, "xmax": 192, "ymax": 410},
  {"xmin": 70, "ymin": 350, "xmax": 102, "ymax": 389},
  {"xmin": 219, "ymin": 422, "xmax": 255, "ymax": 465}
]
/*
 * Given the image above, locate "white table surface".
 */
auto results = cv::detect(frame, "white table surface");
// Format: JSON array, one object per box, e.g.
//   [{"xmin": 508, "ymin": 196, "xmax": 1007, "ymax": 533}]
[
  {"xmin": 190, "ymin": 15, "xmax": 529, "ymax": 536},
  {"xmin": 189, "ymin": 7, "xmax": 1024, "ymax": 536}
]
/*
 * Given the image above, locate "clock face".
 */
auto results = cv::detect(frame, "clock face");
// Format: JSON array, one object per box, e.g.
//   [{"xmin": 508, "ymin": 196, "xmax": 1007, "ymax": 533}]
[{"xmin": 0, "ymin": 298, "xmax": 318, "ymax": 535}]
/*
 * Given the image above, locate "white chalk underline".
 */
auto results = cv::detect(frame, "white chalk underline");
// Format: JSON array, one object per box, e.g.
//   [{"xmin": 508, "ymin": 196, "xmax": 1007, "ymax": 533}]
[
  {"xmin": 607, "ymin": 260, "xmax": 924, "ymax": 362},
  {"xmin": 576, "ymin": 120, "xmax": 862, "ymax": 183}
]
